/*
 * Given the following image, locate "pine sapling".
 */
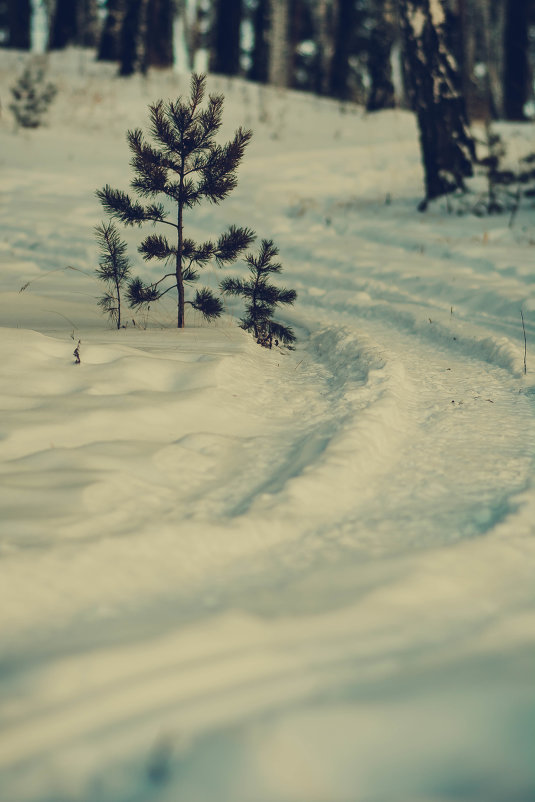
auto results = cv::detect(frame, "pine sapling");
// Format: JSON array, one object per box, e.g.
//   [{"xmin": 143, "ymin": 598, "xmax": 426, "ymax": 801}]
[
  {"xmin": 97, "ymin": 73, "xmax": 255, "ymax": 328},
  {"xmin": 10, "ymin": 59, "xmax": 57, "ymax": 129},
  {"xmin": 221, "ymin": 239, "xmax": 297, "ymax": 348},
  {"xmin": 95, "ymin": 221, "xmax": 132, "ymax": 329}
]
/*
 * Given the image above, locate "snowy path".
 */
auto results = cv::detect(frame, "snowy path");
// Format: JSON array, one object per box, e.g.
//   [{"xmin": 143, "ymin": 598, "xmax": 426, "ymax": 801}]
[
  {"xmin": 1, "ymin": 309, "xmax": 533, "ymax": 801},
  {"xmin": 1, "ymin": 59, "xmax": 534, "ymax": 801}
]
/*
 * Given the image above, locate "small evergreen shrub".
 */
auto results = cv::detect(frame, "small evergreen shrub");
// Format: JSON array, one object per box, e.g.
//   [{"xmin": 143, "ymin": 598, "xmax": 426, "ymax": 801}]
[
  {"xmin": 97, "ymin": 73, "xmax": 255, "ymax": 329},
  {"xmin": 9, "ymin": 59, "xmax": 57, "ymax": 129},
  {"xmin": 95, "ymin": 221, "xmax": 132, "ymax": 329},
  {"xmin": 471, "ymin": 124, "xmax": 535, "ymax": 219},
  {"xmin": 221, "ymin": 239, "xmax": 297, "ymax": 348}
]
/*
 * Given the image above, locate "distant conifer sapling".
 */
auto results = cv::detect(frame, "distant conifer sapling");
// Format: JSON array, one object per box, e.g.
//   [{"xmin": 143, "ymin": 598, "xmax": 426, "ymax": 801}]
[
  {"xmin": 95, "ymin": 221, "xmax": 131, "ymax": 329},
  {"xmin": 10, "ymin": 59, "xmax": 57, "ymax": 129},
  {"xmin": 221, "ymin": 239, "xmax": 297, "ymax": 348},
  {"xmin": 97, "ymin": 73, "xmax": 255, "ymax": 328}
]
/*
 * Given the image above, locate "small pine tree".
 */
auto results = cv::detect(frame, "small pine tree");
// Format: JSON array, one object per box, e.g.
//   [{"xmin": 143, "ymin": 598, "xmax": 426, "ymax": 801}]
[
  {"xmin": 221, "ymin": 239, "xmax": 297, "ymax": 348},
  {"xmin": 9, "ymin": 59, "xmax": 57, "ymax": 129},
  {"xmin": 97, "ymin": 73, "xmax": 256, "ymax": 328},
  {"xmin": 95, "ymin": 221, "xmax": 132, "ymax": 329}
]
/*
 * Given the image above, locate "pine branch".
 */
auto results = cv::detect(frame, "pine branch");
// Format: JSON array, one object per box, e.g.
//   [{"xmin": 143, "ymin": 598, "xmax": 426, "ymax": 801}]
[
  {"xmin": 138, "ymin": 233, "xmax": 176, "ymax": 261},
  {"xmin": 220, "ymin": 276, "xmax": 249, "ymax": 296},
  {"xmin": 268, "ymin": 320, "xmax": 296, "ymax": 346},
  {"xmin": 97, "ymin": 291, "xmax": 119, "ymax": 322},
  {"xmin": 190, "ymin": 287, "xmax": 223, "ymax": 320},
  {"xmin": 94, "ymin": 221, "xmax": 131, "ymax": 283},
  {"xmin": 215, "ymin": 226, "xmax": 256, "ymax": 265},
  {"xmin": 151, "ymin": 272, "xmax": 177, "ymax": 288},
  {"xmin": 275, "ymin": 287, "xmax": 297, "ymax": 305},
  {"xmin": 127, "ymin": 277, "xmax": 161, "ymax": 308},
  {"xmin": 182, "ymin": 264, "xmax": 199, "ymax": 283},
  {"xmin": 220, "ymin": 239, "xmax": 298, "ymax": 348},
  {"xmin": 189, "ymin": 73, "xmax": 206, "ymax": 114},
  {"xmin": 196, "ymin": 94, "xmax": 224, "ymax": 145},
  {"xmin": 247, "ymin": 239, "xmax": 279, "ymax": 270},
  {"xmin": 148, "ymin": 101, "xmax": 181, "ymax": 160},
  {"xmin": 97, "ymin": 185, "xmax": 170, "ymax": 227},
  {"xmin": 94, "ymin": 220, "xmax": 131, "ymax": 329},
  {"xmin": 192, "ymin": 241, "xmax": 216, "ymax": 265}
]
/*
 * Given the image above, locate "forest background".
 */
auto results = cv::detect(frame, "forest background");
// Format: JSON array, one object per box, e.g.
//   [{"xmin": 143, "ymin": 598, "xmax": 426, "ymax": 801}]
[{"xmin": 2, "ymin": 0, "xmax": 534, "ymax": 126}]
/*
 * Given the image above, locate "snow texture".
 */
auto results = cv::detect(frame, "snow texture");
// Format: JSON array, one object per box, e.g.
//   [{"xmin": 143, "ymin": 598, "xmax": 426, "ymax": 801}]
[{"xmin": 0, "ymin": 49, "xmax": 534, "ymax": 802}]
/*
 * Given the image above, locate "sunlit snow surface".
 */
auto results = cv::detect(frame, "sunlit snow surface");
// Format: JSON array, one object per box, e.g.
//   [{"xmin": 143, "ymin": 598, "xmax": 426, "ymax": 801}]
[{"xmin": 1, "ymin": 50, "xmax": 534, "ymax": 802}]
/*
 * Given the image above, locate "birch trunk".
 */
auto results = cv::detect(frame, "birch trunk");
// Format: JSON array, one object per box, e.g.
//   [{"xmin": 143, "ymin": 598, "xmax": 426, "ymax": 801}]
[{"xmin": 268, "ymin": 0, "xmax": 289, "ymax": 88}]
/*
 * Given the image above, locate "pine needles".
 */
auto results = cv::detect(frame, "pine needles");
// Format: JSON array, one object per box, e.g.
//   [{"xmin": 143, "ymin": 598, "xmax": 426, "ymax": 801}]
[
  {"xmin": 96, "ymin": 73, "xmax": 255, "ymax": 328},
  {"xmin": 10, "ymin": 58, "xmax": 57, "ymax": 129},
  {"xmin": 95, "ymin": 221, "xmax": 131, "ymax": 329},
  {"xmin": 221, "ymin": 240, "xmax": 297, "ymax": 348},
  {"xmin": 94, "ymin": 73, "xmax": 298, "ymax": 347}
]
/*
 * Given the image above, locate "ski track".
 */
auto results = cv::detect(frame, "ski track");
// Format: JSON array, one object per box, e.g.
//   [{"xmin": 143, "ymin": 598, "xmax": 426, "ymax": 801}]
[{"xmin": 1, "ymin": 58, "xmax": 535, "ymax": 801}]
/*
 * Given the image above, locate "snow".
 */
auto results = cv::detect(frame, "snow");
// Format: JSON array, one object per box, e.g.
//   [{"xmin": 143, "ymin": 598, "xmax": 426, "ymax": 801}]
[
  {"xmin": 1, "ymin": 50, "xmax": 535, "ymax": 802},
  {"xmin": 407, "ymin": 5, "xmax": 427, "ymax": 40},
  {"xmin": 429, "ymin": 0, "xmax": 446, "ymax": 29}
]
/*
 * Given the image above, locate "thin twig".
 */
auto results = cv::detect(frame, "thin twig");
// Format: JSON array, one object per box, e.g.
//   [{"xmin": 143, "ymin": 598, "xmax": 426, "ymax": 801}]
[
  {"xmin": 19, "ymin": 265, "xmax": 91, "ymax": 292},
  {"xmin": 521, "ymin": 308, "xmax": 527, "ymax": 375}
]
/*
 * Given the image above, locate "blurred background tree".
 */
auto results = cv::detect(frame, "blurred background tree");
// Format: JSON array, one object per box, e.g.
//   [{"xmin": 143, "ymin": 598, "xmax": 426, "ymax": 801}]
[{"xmin": 0, "ymin": 1, "xmax": 533, "ymax": 119}]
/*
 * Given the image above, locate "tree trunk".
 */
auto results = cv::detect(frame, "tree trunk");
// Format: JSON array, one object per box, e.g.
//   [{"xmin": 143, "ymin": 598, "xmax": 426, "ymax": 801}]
[
  {"xmin": 145, "ymin": 0, "xmax": 174, "ymax": 68},
  {"xmin": 49, "ymin": 0, "xmax": 78, "ymax": 49},
  {"xmin": 119, "ymin": 0, "xmax": 149, "ymax": 76},
  {"xmin": 456, "ymin": 0, "xmax": 506, "ymax": 121},
  {"xmin": 268, "ymin": 0, "xmax": 290, "ymax": 87},
  {"xmin": 250, "ymin": 0, "xmax": 270, "ymax": 82},
  {"xmin": 399, "ymin": 0, "xmax": 475, "ymax": 207},
  {"xmin": 49, "ymin": 0, "xmax": 99, "ymax": 49},
  {"xmin": 457, "ymin": 0, "xmax": 477, "ymax": 119},
  {"xmin": 177, "ymin": 166, "xmax": 185, "ymax": 329},
  {"xmin": 98, "ymin": 0, "xmax": 127, "ymax": 61},
  {"xmin": 312, "ymin": 0, "xmax": 336, "ymax": 96},
  {"xmin": 176, "ymin": 0, "xmax": 203, "ymax": 71},
  {"xmin": 329, "ymin": 0, "xmax": 354, "ymax": 100},
  {"xmin": 504, "ymin": 0, "xmax": 529, "ymax": 120},
  {"xmin": 486, "ymin": 0, "xmax": 506, "ymax": 119},
  {"xmin": 78, "ymin": 0, "xmax": 99, "ymax": 47},
  {"xmin": 5, "ymin": 0, "xmax": 31, "ymax": 49},
  {"xmin": 366, "ymin": 0, "xmax": 396, "ymax": 111},
  {"xmin": 211, "ymin": 0, "xmax": 242, "ymax": 76}
]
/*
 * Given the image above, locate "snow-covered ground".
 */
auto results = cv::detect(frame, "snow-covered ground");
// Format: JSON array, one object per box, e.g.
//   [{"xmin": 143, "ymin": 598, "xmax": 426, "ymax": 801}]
[{"xmin": 1, "ymin": 50, "xmax": 534, "ymax": 802}]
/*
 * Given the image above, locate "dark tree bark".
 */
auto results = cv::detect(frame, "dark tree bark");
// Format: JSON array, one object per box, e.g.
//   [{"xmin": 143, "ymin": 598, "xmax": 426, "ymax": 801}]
[
  {"xmin": 119, "ymin": 0, "xmax": 150, "ymax": 76},
  {"xmin": 399, "ymin": 0, "xmax": 476, "ymax": 207},
  {"xmin": 49, "ymin": 0, "xmax": 99, "ymax": 49},
  {"xmin": 5, "ymin": 0, "xmax": 31, "ymax": 49},
  {"xmin": 329, "ymin": 0, "xmax": 354, "ymax": 100},
  {"xmin": 312, "ymin": 0, "xmax": 336, "ymax": 96},
  {"xmin": 80, "ymin": 0, "xmax": 100, "ymax": 47},
  {"xmin": 366, "ymin": 0, "xmax": 396, "ymax": 111},
  {"xmin": 145, "ymin": 0, "xmax": 174, "ymax": 68},
  {"xmin": 456, "ymin": 0, "xmax": 507, "ymax": 121},
  {"xmin": 211, "ymin": 0, "xmax": 242, "ymax": 76},
  {"xmin": 49, "ymin": 0, "xmax": 78, "ymax": 49},
  {"xmin": 250, "ymin": 0, "xmax": 270, "ymax": 82},
  {"xmin": 504, "ymin": 0, "xmax": 530, "ymax": 120},
  {"xmin": 456, "ymin": 0, "xmax": 478, "ymax": 119},
  {"xmin": 98, "ymin": 0, "xmax": 128, "ymax": 61}
]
